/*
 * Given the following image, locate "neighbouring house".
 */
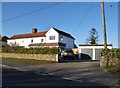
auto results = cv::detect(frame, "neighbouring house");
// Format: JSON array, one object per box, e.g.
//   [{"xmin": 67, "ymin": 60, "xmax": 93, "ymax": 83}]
[
  {"xmin": 78, "ymin": 44, "xmax": 112, "ymax": 60},
  {"xmin": 7, "ymin": 27, "xmax": 75, "ymax": 49},
  {"xmin": 0, "ymin": 35, "xmax": 9, "ymax": 46}
]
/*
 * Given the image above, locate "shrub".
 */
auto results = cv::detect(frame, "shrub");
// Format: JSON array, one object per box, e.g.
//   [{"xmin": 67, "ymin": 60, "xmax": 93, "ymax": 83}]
[
  {"xmin": 2, "ymin": 46, "xmax": 59, "ymax": 54},
  {"xmin": 101, "ymin": 48, "xmax": 120, "ymax": 59},
  {"xmin": 2, "ymin": 45, "xmax": 13, "ymax": 53}
]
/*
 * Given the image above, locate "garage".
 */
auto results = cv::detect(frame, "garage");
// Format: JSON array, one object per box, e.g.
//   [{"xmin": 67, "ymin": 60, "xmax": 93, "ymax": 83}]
[{"xmin": 78, "ymin": 44, "xmax": 112, "ymax": 60}]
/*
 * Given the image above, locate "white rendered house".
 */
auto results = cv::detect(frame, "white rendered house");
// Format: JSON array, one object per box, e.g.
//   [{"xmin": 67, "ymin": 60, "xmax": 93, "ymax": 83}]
[{"xmin": 7, "ymin": 27, "xmax": 75, "ymax": 49}]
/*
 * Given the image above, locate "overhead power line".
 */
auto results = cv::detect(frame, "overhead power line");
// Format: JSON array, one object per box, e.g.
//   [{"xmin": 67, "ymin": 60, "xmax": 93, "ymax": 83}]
[
  {"xmin": 72, "ymin": 3, "xmax": 94, "ymax": 34},
  {"xmin": 3, "ymin": 2, "xmax": 62, "ymax": 22}
]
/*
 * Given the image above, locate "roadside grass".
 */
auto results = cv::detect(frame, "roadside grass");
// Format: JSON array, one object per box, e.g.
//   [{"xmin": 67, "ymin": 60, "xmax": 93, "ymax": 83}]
[
  {"xmin": 103, "ymin": 66, "xmax": 120, "ymax": 76},
  {"xmin": 2, "ymin": 57, "xmax": 56, "ymax": 67}
]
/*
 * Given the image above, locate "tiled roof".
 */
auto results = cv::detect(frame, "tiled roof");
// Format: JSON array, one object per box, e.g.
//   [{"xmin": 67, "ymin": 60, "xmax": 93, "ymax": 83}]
[
  {"xmin": 52, "ymin": 27, "xmax": 75, "ymax": 40},
  {"xmin": 9, "ymin": 27, "xmax": 75, "ymax": 40},
  {"xmin": 9, "ymin": 31, "xmax": 48, "ymax": 40},
  {"xmin": 29, "ymin": 42, "xmax": 66, "ymax": 47}
]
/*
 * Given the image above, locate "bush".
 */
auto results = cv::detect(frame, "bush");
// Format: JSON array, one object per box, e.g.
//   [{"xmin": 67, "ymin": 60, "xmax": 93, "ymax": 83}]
[
  {"xmin": 101, "ymin": 48, "xmax": 120, "ymax": 59},
  {"xmin": 2, "ymin": 45, "xmax": 13, "ymax": 53},
  {"xmin": 2, "ymin": 46, "xmax": 59, "ymax": 54}
]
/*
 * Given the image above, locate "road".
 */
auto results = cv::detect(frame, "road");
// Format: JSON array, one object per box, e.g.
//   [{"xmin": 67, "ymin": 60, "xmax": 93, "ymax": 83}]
[{"xmin": 2, "ymin": 61, "xmax": 119, "ymax": 87}]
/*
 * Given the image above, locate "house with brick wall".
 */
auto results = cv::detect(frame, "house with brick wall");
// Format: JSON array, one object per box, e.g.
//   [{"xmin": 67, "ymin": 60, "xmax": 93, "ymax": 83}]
[{"xmin": 7, "ymin": 27, "xmax": 75, "ymax": 49}]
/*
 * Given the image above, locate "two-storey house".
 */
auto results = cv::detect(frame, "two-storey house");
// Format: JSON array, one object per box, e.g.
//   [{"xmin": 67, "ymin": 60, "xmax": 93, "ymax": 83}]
[{"xmin": 7, "ymin": 27, "xmax": 75, "ymax": 49}]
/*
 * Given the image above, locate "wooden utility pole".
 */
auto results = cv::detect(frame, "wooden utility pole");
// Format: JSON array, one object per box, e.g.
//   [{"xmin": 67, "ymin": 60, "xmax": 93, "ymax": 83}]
[
  {"xmin": 101, "ymin": 0, "xmax": 109, "ymax": 66},
  {"xmin": 101, "ymin": 0, "xmax": 107, "ymax": 48}
]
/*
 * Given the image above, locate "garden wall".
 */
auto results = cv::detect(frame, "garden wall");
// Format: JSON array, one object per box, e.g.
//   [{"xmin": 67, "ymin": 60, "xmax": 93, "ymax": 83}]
[
  {"xmin": 100, "ymin": 48, "xmax": 120, "ymax": 67},
  {"xmin": 100, "ymin": 57, "xmax": 120, "ymax": 67},
  {"xmin": 2, "ymin": 53, "xmax": 57, "ymax": 61}
]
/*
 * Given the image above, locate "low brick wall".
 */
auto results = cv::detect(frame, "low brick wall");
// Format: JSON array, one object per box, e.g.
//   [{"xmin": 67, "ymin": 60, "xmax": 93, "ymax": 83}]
[
  {"xmin": 100, "ymin": 56, "xmax": 120, "ymax": 67},
  {"xmin": 2, "ymin": 53, "xmax": 57, "ymax": 61}
]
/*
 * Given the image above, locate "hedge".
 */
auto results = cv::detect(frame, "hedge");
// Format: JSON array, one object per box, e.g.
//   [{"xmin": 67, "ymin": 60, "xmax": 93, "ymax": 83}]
[
  {"xmin": 101, "ymin": 48, "xmax": 120, "ymax": 58},
  {"xmin": 1, "ymin": 45, "xmax": 59, "ymax": 54}
]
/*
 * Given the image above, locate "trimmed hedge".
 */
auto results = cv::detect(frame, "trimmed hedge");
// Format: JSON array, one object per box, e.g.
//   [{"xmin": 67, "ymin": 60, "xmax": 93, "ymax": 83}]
[
  {"xmin": 101, "ymin": 48, "xmax": 120, "ymax": 59},
  {"xmin": 2, "ymin": 45, "xmax": 59, "ymax": 54}
]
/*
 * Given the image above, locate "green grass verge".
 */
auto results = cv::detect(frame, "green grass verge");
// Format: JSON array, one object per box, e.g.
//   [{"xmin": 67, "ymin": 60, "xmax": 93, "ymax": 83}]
[
  {"xmin": 103, "ymin": 66, "xmax": 120, "ymax": 76},
  {"xmin": 2, "ymin": 57, "xmax": 57, "ymax": 67}
]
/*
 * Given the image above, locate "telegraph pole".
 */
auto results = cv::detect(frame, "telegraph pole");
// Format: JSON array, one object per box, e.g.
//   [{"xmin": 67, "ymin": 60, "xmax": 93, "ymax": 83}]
[
  {"xmin": 101, "ymin": 0, "xmax": 107, "ymax": 48},
  {"xmin": 101, "ymin": 0, "xmax": 109, "ymax": 66}
]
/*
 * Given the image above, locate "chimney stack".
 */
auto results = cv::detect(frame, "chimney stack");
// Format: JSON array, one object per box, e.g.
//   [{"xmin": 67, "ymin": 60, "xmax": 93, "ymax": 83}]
[{"xmin": 32, "ymin": 28, "xmax": 37, "ymax": 33}]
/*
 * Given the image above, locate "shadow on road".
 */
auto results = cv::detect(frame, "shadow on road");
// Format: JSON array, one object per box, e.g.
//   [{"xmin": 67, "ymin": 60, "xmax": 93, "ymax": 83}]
[
  {"xmin": 59, "ymin": 53, "xmax": 95, "ymax": 63},
  {"xmin": 2, "ymin": 67, "xmax": 110, "ymax": 88},
  {"xmin": 62, "ymin": 59, "xmax": 94, "ymax": 63}
]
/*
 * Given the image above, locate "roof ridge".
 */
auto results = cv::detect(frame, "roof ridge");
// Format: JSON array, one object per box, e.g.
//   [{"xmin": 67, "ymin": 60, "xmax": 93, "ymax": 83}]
[
  {"xmin": 52, "ymin": 27, "xmax": 75, "ymax": 39},
  {"xmin": 9, "ymin": 31, "xmax": 48, "ymax": 39},
  {"xmin": 12, "ymin": 31, "xmax": 48, "ymax": 36},
  {"xmin": 8, "ymin": 28, "xmax": 75, "ymax": 40},
  {"xmin": 52, "ymin": 27, "xmax": 70, "ymax": 34}
]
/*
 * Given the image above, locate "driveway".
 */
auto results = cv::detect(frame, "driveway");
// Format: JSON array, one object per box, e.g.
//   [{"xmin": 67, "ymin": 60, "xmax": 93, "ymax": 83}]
[{"xmin": 2, "ymin": 61, "xmax": 119, "ymax": 87}]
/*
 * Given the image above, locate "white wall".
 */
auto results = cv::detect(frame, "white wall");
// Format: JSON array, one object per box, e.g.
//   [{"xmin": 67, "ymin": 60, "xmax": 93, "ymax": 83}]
[
  {"xmin": 45, "ymin": 27, "xmax": 74, "ymax": 49},
  {"xmin": 78, "ymin": 45, "xmax": 113, "ymax": 60},
  {"xmin": 45, "ymin": 28, "xmax": 59, "ymax": 43},
  {"xmin": 7, "ymin": 37, "xmax": 46, "ymax": 48},
  {"xmin": 7, "ymin": 27, "xmax": 74, "ymax": 49}
]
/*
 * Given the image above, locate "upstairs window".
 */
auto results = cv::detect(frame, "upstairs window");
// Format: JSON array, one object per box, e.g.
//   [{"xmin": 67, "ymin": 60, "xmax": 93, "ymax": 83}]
[
  {"xmin": 49, "ymin": 36, "xmax": 55, "ymax": 40},
  {"xmin": 60, "ymin": 36, "xmax": 63, "ymax": 41}
]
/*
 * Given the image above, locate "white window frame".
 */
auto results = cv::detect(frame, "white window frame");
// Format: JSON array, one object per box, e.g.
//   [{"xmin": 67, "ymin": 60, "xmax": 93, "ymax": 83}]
[{"xmin": 49, "ymin": 36, "xmax": 55, "ymax": 40}]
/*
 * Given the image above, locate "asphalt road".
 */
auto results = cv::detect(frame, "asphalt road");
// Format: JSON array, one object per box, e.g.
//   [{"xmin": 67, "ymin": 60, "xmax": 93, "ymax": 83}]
[{"xmin": 2, "ymin": 61, "xmax": 119, "ymax": 88}]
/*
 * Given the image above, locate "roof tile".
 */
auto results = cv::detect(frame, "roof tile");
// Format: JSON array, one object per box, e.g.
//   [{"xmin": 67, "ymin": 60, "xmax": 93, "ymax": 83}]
[{"xmin": 9, "ymin": 31, "xmax": 48, "ymax": 39}]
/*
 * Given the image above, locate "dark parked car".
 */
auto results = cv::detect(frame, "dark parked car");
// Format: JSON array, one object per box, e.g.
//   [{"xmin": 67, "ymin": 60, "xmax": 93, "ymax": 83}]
[{"xmin": 61, "ymin": 50, "xmax": 75, "ymax": 60}]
